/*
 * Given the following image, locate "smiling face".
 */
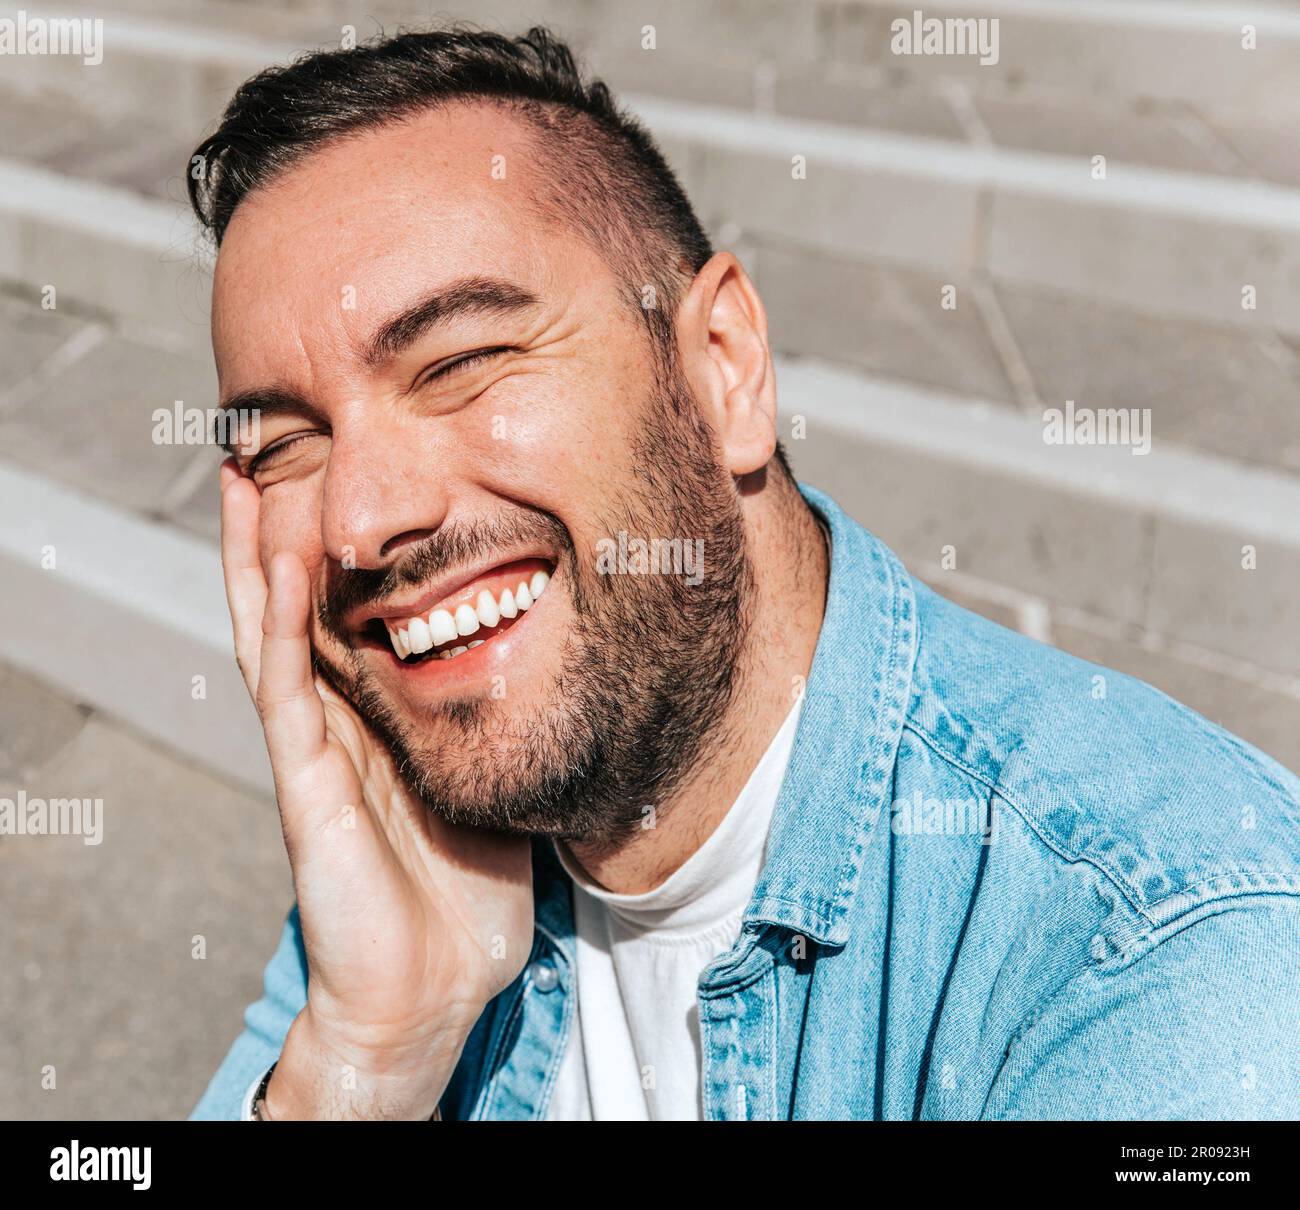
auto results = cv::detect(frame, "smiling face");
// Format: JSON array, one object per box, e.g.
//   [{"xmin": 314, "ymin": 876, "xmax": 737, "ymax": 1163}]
[{"xmin": 212, "ymin": 102, "xmax": 751, "ymax": 843}]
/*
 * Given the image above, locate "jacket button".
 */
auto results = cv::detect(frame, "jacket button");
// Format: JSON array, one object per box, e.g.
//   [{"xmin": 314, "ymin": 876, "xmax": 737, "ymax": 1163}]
[{"xmin": 528, "ymin": 959, "xmax": 559, "ymax": 992}]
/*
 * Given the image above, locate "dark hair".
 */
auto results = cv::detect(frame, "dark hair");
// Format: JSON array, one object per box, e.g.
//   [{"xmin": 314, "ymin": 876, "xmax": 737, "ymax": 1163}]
[{"xmin": 188, "ymin": 24, "xmax": 792, "ymax": 477}]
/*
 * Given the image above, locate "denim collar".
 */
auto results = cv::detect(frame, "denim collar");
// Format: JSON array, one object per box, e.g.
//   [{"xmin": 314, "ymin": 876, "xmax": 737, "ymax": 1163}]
[
  {"xmin": 745, "ymin": 484, "xmax": 917, "ymax": 946},
  {"xmin": 532, "ymin": 483, "xmax": 917, "ymax": 959}
]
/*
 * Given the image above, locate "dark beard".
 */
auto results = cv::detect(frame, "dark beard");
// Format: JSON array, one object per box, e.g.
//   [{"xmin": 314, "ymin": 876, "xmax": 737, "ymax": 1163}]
[{"xmin": 312, "ymin": 359, "xmax": 751, "ymax": 849}]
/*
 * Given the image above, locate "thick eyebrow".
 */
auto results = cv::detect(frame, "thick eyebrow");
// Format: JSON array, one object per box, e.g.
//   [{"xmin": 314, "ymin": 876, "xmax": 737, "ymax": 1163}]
[
  {"xmin": 363, "ymin": 275, "xmax": 541, "ymax": 367},
  {"xmin": 211, "ymin": 387, "xmax": 327, "ymax": 455}
]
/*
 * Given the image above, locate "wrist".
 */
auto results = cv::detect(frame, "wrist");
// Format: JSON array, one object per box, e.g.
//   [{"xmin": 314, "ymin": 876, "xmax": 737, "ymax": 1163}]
[{"xmin": 267, "ymin": 1009, "xmax": 465, "ymax": 1120}]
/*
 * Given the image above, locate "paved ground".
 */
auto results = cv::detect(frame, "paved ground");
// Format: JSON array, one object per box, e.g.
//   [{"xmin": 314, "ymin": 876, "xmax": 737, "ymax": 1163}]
[{"xmin": 0, "ymin": 660, "xmax": 289, "ymax": 1120}]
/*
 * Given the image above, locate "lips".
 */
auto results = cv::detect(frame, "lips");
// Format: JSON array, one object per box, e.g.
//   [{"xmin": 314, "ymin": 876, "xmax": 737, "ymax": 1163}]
[{"xmin": 368, "ymin": 560, "xmax": 552, "ymax": 664}]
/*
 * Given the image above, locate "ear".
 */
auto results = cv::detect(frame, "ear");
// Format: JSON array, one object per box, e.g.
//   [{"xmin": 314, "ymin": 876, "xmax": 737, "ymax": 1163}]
[{"xmin": 676, "ymin": 252, "xmax": 778, "ymax": 477}]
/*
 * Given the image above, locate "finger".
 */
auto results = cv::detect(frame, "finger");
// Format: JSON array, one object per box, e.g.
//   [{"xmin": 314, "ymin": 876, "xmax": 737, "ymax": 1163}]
[
  {"xmin": 257, "ymin": 550, "xmax": 328, "ymax": 779},
  {"xmin": 218, "ymin": 455, "xmax": 242, "ymax": 492},
  {"xmin": 220, "ymin": 459, "xmax": 268, "ymax": 696}
]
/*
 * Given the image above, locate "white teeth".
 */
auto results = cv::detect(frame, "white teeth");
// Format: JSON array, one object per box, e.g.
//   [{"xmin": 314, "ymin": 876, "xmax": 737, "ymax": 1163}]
[
  {"xmin": 388, "ymin": 567, "xmax": 550, "ymax": 662},
  {"xmin": 454, "ymin": 603, "xmax": 480, "ymax": 637},
  {"xmin": 407, "ymin": 616, "xmax": 432, "ymax": 655},
  {"xmin": 468, "ymin": 639, "xmax": 484, "ymax": 648},
  {"xmin": 429, "ymin": 608, "xmax": 458, "ymax": 646},
  {"xmin": 475, "ymin": 589, "xmax": 500, "ymax": 628}
]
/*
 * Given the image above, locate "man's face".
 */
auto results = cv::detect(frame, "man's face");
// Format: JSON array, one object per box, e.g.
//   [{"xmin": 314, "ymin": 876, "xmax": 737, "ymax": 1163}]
[{"xmin": 212, "ymin": 104, "xmax": 749, "ymax": 842}]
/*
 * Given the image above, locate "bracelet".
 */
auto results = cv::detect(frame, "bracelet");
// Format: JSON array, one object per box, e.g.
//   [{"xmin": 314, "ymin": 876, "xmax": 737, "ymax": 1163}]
[
  {"xmin": 249, "ymin": 1061, "xmax": 277, "ymax": 1121},
  {"xmin": 248, "ymin": 1058, "xmax": 442, "ymax": 1120}
]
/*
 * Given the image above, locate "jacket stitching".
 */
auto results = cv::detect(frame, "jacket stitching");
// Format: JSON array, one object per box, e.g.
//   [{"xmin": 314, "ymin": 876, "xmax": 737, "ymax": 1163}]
[
  {"xmin": 1144, "ymin": 873, "xmax": 1300, "ymax": 916},
  {"xmin": 980, "ymin": 890, "xmax": 1300, "ymax": 1119},
  {"xmin": 906, "ymin": 714, "xmax": 1300, "ymax": 925},
  {"xmin": 900, "ymin": 717, "xmax": 1153, "ymax": 924},
  {"xmin": 833, "ymin": 538, "xmax": 903, "ymax": 923},
  {"xmin": 833, "ymin": 537, "xmax": 913, "ymax": 933}
]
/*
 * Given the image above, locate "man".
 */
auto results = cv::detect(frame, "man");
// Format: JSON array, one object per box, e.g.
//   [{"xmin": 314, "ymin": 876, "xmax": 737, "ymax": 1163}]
[{"xmin": 190, "ymin": 27, "xmax": 1299, "ymax": 1121}]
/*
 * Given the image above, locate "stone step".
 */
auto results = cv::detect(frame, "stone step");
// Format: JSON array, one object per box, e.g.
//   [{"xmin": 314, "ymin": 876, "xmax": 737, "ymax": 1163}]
[
  {"xmin": 0, "ymin": 457, "xmax": 271, "ymax": 799},
  {"xmin": 14, "ymin": 0, "xmax": 1297, "ymax": 170},
  {"xmin": 0, "ymin": 657, "xmax": 289, "ymax": 1121},
  {"xmin": 776, "ymin": 359, "xmax": 1300, "ymax": 677},
  {"xmin": 647, "ymin": 93, "xmax": 1300, "ymax": 338},
  {"xmin": 0, "ymin": 159, "xmax": 212, "ymax": 339},
  {"xmin": 750, "ymin": 249, "xmax": 1300, "ymax": 477},
  {"xmin": 97, "ymin": 0, "xmax": 1300, "ymax": 116}
]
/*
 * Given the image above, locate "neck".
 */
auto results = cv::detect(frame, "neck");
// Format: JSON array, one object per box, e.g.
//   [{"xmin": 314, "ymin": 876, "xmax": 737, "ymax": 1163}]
[{"xmin": 566, "ymin": 476, "xmax": 830, "ymax": 894}]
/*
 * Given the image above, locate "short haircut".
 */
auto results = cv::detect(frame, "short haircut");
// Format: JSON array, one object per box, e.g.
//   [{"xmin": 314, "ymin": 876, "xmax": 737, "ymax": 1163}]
[{"xmin": 187, "ymin": 24, "xmax": 792, "ymax": 476}]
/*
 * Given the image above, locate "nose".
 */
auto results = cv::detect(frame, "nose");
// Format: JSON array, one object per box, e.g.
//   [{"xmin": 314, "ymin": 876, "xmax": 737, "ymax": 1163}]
[{"xmin": 319, "ymin": 412, "xmax": 451, "ymax": 570}]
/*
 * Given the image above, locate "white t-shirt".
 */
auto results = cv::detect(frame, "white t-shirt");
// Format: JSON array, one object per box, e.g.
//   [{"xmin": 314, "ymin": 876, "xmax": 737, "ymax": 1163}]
[{"xmin": 545, "ymin": 700, "xmax": 803, "ymax": 1120}]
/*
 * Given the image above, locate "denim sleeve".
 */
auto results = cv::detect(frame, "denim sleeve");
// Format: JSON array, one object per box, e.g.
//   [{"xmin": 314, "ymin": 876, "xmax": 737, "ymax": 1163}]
[
  {"xmin": 190, "ymin": 904, "xmax": 309, "ymax": 1121},
  {"xmin": 983, "ymin": 897, "xmax": 1300, "ymax": 1120}
]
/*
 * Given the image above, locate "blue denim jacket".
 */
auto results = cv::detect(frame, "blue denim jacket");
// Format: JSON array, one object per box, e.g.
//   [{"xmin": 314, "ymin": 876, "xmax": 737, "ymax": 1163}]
[{"xmin": 194, "ymin": 486, "xmax": 1300, "ymax": 1120}]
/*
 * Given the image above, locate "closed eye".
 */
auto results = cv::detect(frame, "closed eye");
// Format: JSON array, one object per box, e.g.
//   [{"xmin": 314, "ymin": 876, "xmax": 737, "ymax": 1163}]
[
  {"xmin": 417, "ymin": 345, "xmax": 515, "ymax": 388},
  {"xmin": 247, "ymin": 431, "xmax": 321, "ymax": 475}
]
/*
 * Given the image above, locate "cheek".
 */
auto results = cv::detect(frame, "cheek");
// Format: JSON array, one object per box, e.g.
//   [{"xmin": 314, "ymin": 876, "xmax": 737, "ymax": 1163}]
[
  {"xmin": 484, "ymin": 369, "xmax": 642, "ymax": 501},
  {"xmin": 256, "ymin": 485, "xmax": 325, "ymax": 571}
]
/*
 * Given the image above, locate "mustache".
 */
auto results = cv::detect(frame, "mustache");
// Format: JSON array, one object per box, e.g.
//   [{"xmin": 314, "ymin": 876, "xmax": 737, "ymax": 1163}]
[{"xmin": 317, "ymin": 509, "xmax": 574, "ymax": 641}]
